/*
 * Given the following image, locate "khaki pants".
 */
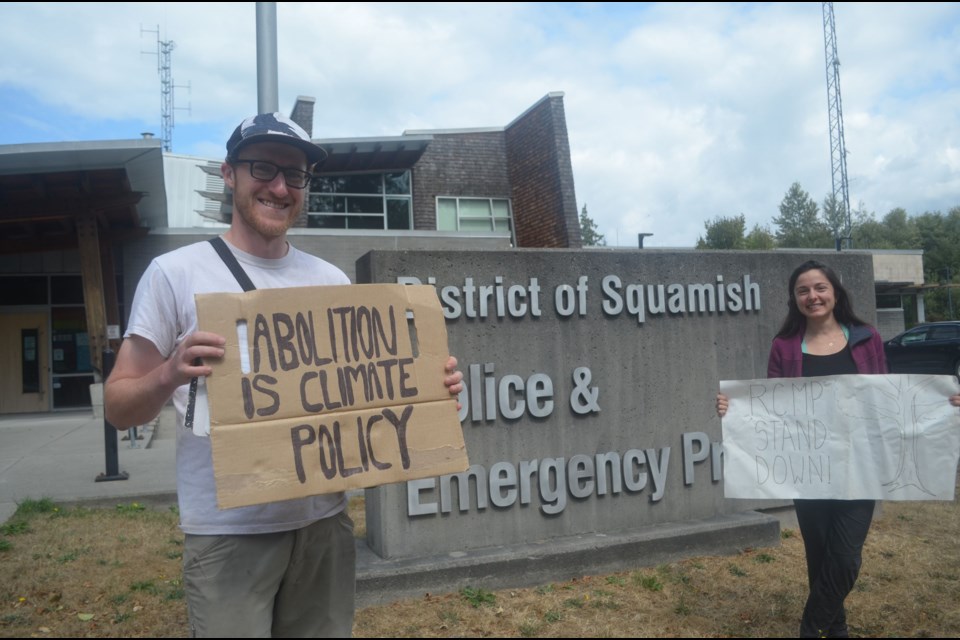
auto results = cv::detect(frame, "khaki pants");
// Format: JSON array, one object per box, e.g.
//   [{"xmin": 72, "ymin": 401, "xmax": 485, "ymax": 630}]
[{"xmin": 183, "ymin": 511, "xmax": 356, "ymax": 638}]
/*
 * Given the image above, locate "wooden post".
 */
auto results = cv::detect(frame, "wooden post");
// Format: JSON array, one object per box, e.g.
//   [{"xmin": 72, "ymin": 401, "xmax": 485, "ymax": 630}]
[
  {"xmin": 99, "ymin": 235, "xmax": 122, "ymax": 353},
  {"xmin": 75, "ymin": 214, "xmax": 108, "ymax": 376}
]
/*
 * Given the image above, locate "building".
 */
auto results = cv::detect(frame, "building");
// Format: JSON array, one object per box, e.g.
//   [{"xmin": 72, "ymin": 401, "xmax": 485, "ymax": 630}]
[{"xmin": 0, "ymin": 92, "xmax": 581, "ymax": 413}]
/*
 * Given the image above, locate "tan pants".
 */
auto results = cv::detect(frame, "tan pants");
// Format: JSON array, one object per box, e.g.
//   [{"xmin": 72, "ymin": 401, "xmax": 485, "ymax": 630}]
[{"xmin": 183, "ymin": 511, "xmax": 356, "ymax": 638}]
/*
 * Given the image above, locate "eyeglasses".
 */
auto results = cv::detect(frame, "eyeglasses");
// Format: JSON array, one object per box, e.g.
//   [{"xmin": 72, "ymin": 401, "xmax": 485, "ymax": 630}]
[{"xmin": 231, "ymin": 159, "xmax": 312, "ymax": 189}]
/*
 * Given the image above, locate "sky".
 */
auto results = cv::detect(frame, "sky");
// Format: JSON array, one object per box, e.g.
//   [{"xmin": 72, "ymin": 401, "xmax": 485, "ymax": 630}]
[{"xmin": 1, "ymin": 2, "xmax": 959, "ymax": 247}]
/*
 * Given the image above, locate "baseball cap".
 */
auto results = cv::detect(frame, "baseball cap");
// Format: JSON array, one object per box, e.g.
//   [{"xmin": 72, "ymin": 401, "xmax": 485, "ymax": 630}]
[{"xmin": 226, "ymin": 112, "xmax": 327, "ymax": 165}]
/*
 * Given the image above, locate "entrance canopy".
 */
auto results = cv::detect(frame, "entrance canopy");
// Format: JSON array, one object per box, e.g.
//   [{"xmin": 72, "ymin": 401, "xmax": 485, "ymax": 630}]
[
  {"xmin": 0, "ymin": 139, "xmax": 167, "ymax": 373},
  {"xmin": 0, "ymin": 139, "xmax": 166, "ymax": 254}
]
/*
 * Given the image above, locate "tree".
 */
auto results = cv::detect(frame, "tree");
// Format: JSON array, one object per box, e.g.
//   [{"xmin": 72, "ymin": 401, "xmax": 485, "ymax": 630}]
[
  {"xmin": 848, "ymin": 202, "xmax": 893, "ymax": 249},
  {"xmin": 854, "ymin": 204, "xmax": 959, "ymax": 321},
  {"xmin": 914, "ymin": 207, "xmax": 960, "ymax": 321},
  {"xmin": 821, "ymin": 192, "xmax": 849, "ymax": 245},
  {"xmin": 579, "ymin": 204, "xmax": 606, "ymax": 246},
  {"xmin": 696, "ymin": 214, "xmax": 746, "ymax": 249},
  {"xmin": 773, "ymin": 183, "xmax": 831, "ymax": 248},
  {"xmin": 880, "ymin": 208, "xmax": 921, "ymax": 249},
  {"xmin": 916, "ymin": 208, "xmax": 960, "ymax": 276},
  {"xmin": 744, "ymin": 223, "xmax": 776, "ymax": 250}
]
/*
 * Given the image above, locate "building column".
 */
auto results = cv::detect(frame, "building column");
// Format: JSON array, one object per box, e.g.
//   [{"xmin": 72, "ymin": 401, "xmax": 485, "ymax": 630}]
[{"xmin": 76, "ymin": 214, "xmax": 108, "ymax": 377}]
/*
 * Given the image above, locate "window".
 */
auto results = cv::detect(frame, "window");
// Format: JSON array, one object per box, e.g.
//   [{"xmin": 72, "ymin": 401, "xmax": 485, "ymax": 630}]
[
  {"xmin": 930, "ymin": 325, "xmax": 959, "ymax": 341},
  {"xmin": 51, "ymin": 275, "xmax": 84, "ymax": 304},
  {"xmin": 901, "ymin": 329, "xmax": 928, "ymax": 345},
  {"xmin": 21, "ymin": 329, "xmax": 40, "ymax": 393},
  {"xmin": 436, "ymin": 197, "xmax": 513, "ymax": 240},
  {"xmin": 307, "ymin": 172, "xmax": 412, "ymax": 230},
  {"xmin": 0, "ymin": 276, "xmax": 48, "ymax": 305}
]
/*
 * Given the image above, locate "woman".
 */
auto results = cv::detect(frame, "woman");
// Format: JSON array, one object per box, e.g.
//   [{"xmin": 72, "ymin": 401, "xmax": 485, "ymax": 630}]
[{"xmin": 716, "ymin": 259, "xmax": 960, "ymax": 638}]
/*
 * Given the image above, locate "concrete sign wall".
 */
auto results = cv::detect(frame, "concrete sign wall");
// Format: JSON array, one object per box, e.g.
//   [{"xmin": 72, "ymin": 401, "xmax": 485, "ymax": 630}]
[{"xmin": 357, "ymin": 249, "xmax": 877, "ymax": 559}]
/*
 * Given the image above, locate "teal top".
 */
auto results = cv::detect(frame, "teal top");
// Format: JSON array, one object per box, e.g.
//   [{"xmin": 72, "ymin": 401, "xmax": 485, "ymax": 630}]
[{"xmin": 801, "ymin": 324, "xmax": 850, "ymax": 354}]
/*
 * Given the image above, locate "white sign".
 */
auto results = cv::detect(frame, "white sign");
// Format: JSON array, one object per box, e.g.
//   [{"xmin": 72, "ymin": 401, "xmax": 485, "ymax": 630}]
[{"xmin": 720, "ymin": 374, "xmax": 960, "ymax": 501}]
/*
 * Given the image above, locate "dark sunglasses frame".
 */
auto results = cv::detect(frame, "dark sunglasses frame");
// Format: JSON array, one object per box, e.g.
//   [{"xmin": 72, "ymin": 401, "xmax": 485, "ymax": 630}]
[{"xmin": 232, "ymin": 159, "xmax": 312, "ymax": 189}]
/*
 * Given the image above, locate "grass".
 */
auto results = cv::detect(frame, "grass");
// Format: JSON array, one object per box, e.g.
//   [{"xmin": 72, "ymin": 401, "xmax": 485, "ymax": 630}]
[{"xmin": 2, "ymin": 495, "xmax": 960, "ymax": 637}]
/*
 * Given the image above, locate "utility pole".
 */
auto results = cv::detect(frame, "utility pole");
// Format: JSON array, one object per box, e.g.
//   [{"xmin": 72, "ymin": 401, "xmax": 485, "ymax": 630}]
[
  {"xmin": 256, "ymin": 3, "xmax": 280, "ymax": 113},
  {"xmin": 823, "ymin": 2, "xmax": 852, "ymax": 250}
]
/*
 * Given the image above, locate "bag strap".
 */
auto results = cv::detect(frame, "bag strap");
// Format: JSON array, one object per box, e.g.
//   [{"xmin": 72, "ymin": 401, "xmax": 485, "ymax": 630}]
[
  {"xmin": 207, "ymin": 236, "xmax": 257, "ymax": 292},
  {"xmin": 184, "ymin": 237, "xmax": 257, "ymax": 430}
]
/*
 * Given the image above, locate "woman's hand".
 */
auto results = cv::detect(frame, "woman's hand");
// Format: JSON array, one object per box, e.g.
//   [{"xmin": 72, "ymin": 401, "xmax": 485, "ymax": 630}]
[{"xmin": 716, "ymin": 392, "xmax": 729, "ymax": 418}]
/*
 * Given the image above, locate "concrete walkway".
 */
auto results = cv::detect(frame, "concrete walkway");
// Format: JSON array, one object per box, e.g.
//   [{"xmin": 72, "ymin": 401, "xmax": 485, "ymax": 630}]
[{"xmin": 0, "ymin": 406, "xmax": 177, "ymax": 523}]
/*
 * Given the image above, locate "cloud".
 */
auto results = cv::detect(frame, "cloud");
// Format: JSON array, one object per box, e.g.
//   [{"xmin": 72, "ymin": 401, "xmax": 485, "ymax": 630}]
[{"xmin": 1, "ymin": 2, "xmax": 958, "ymax": 245}]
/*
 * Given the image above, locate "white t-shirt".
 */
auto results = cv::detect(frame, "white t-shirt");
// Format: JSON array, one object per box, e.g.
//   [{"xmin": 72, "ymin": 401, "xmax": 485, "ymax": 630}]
[{"xmin": 125, "ymin": 238, "xmax": 351, "ymax": 535}]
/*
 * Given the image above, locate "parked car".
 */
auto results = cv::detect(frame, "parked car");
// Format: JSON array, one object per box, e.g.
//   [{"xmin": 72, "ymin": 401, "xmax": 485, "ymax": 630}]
[{"xmin": 883, "ymin": 321, "xmax": 960, "ymax": 379}]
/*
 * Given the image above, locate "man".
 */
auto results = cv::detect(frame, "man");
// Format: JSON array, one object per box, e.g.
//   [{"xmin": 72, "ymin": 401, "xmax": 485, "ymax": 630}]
[{"xmin": 105, "ymin": 112, "xmax": 464, "ymax": 637}]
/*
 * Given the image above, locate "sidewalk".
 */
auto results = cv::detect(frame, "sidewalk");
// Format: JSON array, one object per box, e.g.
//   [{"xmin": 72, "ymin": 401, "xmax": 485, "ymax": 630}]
[{"xmin": 0, "ymin": 406, "xmax": 178, "ymax": 524}]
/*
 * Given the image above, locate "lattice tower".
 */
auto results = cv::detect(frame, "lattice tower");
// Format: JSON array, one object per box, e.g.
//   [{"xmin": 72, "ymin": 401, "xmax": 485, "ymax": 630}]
[{"xmin": 823, "ymin": 2, "xmax": 852, "ymax": 249}]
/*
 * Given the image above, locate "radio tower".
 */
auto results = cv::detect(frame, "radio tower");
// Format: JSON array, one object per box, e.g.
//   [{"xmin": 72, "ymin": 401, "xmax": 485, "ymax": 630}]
[
  {"xmin": 142, "ymin": 26, "xmax": 190, "ymax": 152},
  {"xmin": 822, "ymin": 2, "xmax": 852, "ymax": 249},
  {"xmin": 158, "ymin": 38, "xmax": 175, "ymax": 152}
]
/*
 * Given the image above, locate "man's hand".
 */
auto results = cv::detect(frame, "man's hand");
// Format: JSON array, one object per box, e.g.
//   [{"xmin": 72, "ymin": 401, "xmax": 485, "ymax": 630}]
[
  {"xmin": 160, "ymin": 331, "xmax": 226, "ymax": 389},
  {"xmin": 105, "ymin": 331, "xmax": 225, "ymax": 429}
]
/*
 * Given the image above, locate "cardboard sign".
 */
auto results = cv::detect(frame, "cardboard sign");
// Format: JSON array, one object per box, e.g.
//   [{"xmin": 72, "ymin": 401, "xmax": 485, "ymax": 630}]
[
  {"xmin": 720, "ymin": 374, "xmax": 960, "ymax": 501},
  {"xmin": 196, "ymin": 283, "xmax": 469, "ymax": 509}
]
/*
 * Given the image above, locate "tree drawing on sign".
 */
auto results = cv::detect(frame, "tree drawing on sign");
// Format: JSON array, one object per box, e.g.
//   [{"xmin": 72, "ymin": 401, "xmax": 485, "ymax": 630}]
[{"xmin": 839, "ymin": 374, "xmax": 939, "ymax": 497}]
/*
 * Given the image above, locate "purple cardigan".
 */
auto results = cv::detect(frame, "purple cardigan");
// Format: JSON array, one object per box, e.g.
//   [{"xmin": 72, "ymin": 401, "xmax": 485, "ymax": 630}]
[{"xmin": 767, "ymin": 324, "xmax": 888, "ymax": 378}]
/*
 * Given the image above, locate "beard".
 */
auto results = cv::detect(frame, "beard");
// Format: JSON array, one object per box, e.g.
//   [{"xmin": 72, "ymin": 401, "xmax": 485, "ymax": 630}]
[{"xmin": 233, "ymin": 192, "xmax": 301, "ymax": 238}]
